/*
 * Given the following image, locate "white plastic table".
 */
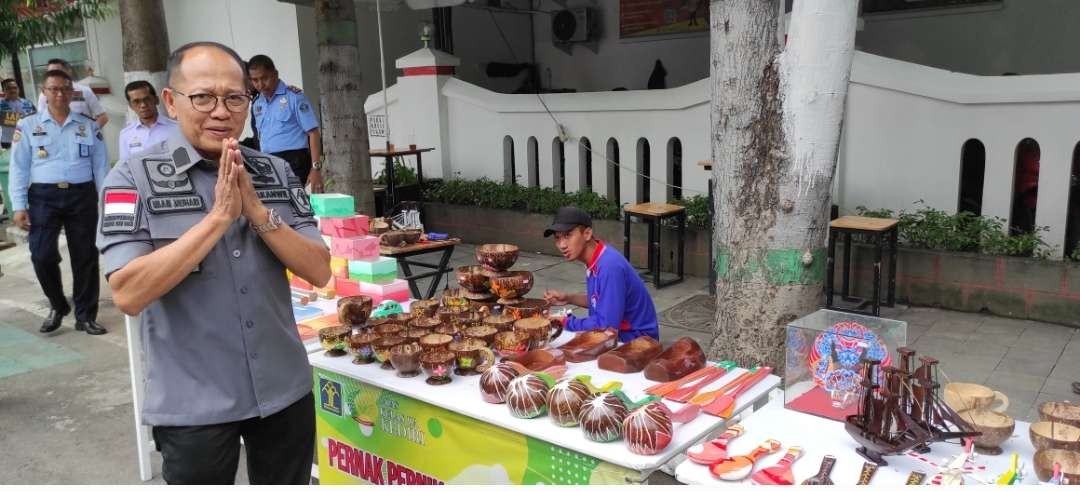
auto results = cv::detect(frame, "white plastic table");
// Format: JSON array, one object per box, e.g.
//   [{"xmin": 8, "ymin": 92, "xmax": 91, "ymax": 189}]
[
  {"xmin": 309, "ymin": 334, "xmax": 780, "ymax": 483},
  {"xmin": 675, "ymin": 397, "xmax": 1039, "ymax": 485}
]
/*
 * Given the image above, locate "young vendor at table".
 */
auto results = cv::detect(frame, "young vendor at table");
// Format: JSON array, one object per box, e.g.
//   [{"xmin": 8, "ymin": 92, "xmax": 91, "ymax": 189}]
[{"xmin": 543, "ymin": 206, "xmax": 660, "ymax": 343}]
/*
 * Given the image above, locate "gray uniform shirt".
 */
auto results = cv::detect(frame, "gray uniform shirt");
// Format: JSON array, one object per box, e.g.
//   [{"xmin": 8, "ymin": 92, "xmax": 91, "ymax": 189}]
[{"xmin": 96, "ymin": 136, "xmax": 321, "ymax": 426}]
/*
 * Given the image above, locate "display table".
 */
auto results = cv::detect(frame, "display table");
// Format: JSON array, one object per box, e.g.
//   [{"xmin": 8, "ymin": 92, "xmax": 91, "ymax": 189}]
[
  {"xmin": 675, "ymin": 397, "xmax": 1038, "ymax": 485},
  {"xmin": 379, "ymin": 239, "xmax": 460, "ymax": 300},
  {"xmin": 294, "ymin": 298, "xmax": 414, "ymax": 353},
  {"xmin": 310, "ymin": 338, "xmax": 780, "ymax": 485}
]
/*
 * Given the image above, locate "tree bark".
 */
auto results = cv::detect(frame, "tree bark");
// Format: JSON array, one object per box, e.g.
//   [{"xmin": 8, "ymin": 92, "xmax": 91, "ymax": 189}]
[
  {"xmin": 316, "ymin": 0, "xmax": 375, "ymax": 217},
  {"xmin": 119, "ymin": 0, "xmax": 169, "ymax": 118},
  {"xmin": 10, "ymin": 49, "xmax": 25, "ymax": 98},
  {"xmin": 708, "ymin": 0, "xmax": 858, "ymax": 372}
]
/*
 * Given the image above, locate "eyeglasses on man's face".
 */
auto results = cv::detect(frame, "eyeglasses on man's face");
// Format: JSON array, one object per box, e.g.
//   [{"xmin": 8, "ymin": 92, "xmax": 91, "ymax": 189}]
[
  {"xmin": 171, "ymin": 89, "xmax": 251, "ymax": 113},
  {"xmin": 43, "ymin": 86, "xmax": 72, "ymax": 94}
]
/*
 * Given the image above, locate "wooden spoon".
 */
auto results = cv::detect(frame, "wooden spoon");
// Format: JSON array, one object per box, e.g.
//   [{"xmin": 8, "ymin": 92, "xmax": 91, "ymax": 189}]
[
  {"xmin": 688, "ymin": 369, "xmax": 758, "ymax": 406},
  {"xmin": 687, "ymin": 424, "xmax": 745, "ymax": 465},
  {"xmin": 666, "ymin": 366, "xmax": 729, "ymax": 403},
  {"xmin": 710, "ymin": 439, "xmax": 782, "ymax": 481},
  {"xmin": 750, "ymin": 446, "xmax": 804, "ymax": 485},
  {"xmin": 644, "ymin": 365, "xmax": 719, "ymax": 396},
  {"xmin": 702, "ymin": 367, "xmax": 774, "ymax": 418}
]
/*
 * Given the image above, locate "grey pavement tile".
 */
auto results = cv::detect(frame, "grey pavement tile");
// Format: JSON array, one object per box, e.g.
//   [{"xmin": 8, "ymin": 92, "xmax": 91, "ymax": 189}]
[
  {"xmin": 897, "ymin": 307, "xmax": 946, "ymax": 326},
  {"xmin": 977, "ymin": 317, "xmax": 1033, "ymax": 335},
  {"xmin": 996, "ymin": 350, "xmax": 1058, "ymax": 378},
  {"xmin": 1040, "ymin": 377, "xmax": 1079, "ymax": 399},
  {"xmin": 1007, "ymin": 401, "xmax": 1033, "ymax": 422},
  {"xmin": 1050, "ymin": 360, "xmax": 1080, "ymax": 381},
  {"xmin": 995, "ymin": 388, "xmax": 1039, "ymax": 421},
  {"xmin": 984, "ymin": 370, "xmax": 1050, "ymax": 396},
  {"xmin": 940, "ymin": 366, "xmax": 990, "ymax": 385},
  {"xmin": 956, "ymin": 339, "xmax": 1010, "ymax": 359},
  {"xmin": 967, "ymin": 331, "xmax": 1021, "ymax": 348},
  {"xmin": 911, "ymin": 337, "xmax": 966, "ymax": 359},
  {"xmin": 928, "ymin": 320, "xmax": 980, "ymax": 337},
  {"xmin": 904, "ymin": 323, "xmax": 931, "ymax": 345},
  {"xmin": 1021, "ymin": 321, "xmax": 1078, "ymax": 339},
  {"xmin": 1011, "ymin": 335, "xmax": 1069, "ymax": 355},
  {"xmin": 941, "ymin": 353, "xmax": 1005, "ymax": 376}
]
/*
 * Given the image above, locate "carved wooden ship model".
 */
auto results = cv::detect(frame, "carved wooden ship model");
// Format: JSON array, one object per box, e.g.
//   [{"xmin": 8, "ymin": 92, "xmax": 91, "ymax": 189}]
[{"xmin": 844, "ymin": 348, "xmax": 980, "ymax": 465}]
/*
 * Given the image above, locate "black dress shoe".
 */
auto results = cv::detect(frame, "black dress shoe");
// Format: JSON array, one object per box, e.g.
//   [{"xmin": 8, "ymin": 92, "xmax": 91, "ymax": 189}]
[
  {"xmin": 75, "ymin": 320, "xmax": 107, "ymax": 335},
  {"xmin": 40, "ymin": 307, "xmax": 70, "ymax": 333}
]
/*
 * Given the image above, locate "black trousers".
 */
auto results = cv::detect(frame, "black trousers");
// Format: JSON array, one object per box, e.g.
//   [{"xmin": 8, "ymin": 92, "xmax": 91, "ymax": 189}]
[
  {"xmin": 27, "ymin": 183, "xmax": 99, "ymax": 321},
  {"xmin": 271, "ymin": 148, "xmax": 312, "ymax": 186},
  {"xmin": 152, "ymin": 393, "xmax": 315, "ymax": 485}
]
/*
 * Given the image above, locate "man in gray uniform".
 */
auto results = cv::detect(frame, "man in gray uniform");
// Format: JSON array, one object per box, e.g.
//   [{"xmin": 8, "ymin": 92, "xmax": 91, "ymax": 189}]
[{"xmin": 96, "ymin": 41, "xmax": 331, "ymax": 484}]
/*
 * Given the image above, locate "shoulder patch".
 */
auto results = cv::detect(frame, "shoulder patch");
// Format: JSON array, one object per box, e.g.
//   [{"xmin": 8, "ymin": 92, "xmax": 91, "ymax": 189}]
[
  {"xmin": 101, "ymin": 187, "xmax": 141, "ymax": 235},
  {"xmin": 143, "ymin": 158, "xmax": 194, "ymax": 195},
  {"xmin": 243, "ymin": 155, "xmax": 283, "ymax": 187},
  {"xmin": 289, "ymin": 186, "xmax": 314, "ymax": 217},
  {"xmin": 299, "ymin": 101, "xmax": 310, "ymax": 112},
  {"xmin": 11, "ymin": 128, "xmax": 20, "ymax": 143}
]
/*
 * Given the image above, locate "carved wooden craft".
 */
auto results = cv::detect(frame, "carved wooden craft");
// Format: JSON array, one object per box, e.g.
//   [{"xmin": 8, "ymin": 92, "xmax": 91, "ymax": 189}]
[
  {"xmin": 559, "ymin": 328, "xmax": 618, "ymax": 363},
  {"xmin": 623, "ymin": 400, "xmax": 701, "ymax": 455},
  {"xmin": 599, "ymin": 335, "xmax": 664, "ymax": 373},
  {"xmin": 547, "ymin": 375, "xmax": 623, "ymax": 427},
  {"xmin": 801, "ymin": 455, "xmax": 837, "ymax": 485},
  {"xmin": 709, "ymin": 439, "xmax": 781, "ymax": 481},
  {"xmin": 643, "ymin": 337, "xmax": 707, "ymax": 382},
  {"xmin": 687, "ymin": 424, "xmax": 744, "ymax": 465},
  {"xmin": 750, "ymin": 446, "xmax": 803, "ymax": 485},
  {"xmin": 506, "ymin": 373, "xmax": 556, "ymax": 419}
]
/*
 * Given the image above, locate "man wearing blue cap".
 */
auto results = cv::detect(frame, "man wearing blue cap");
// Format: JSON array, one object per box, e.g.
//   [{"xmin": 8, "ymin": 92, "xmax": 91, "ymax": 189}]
[{"xmin": 543, "ymin": 206, "xmax": 659, "ymax": 342}]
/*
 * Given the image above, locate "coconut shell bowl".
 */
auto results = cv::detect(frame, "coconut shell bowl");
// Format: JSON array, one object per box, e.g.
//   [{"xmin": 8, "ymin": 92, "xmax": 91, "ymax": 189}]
[
  {"xmin": 319, "ymin": 326, "xmax": 351, "ymax": 357},
  {"xmin": 421, "ymin": 350, "xmax": 456, "ymax": 386},
  {"xmin": 348, "ymin": 332, "xmax": 381, "ymax": 365},
  {"xmin": 389, "ymin": 343, "xmax": 423, "ymax": 378},
  {"xmin": 476, "ymin": 243, "xmax": 520, "ymax": 272},
  {"xmin": 337, "ymin": 295, "xmax": 374, "ymax": 328},
  {"xmin": 490, "ymin": 271, "xmax": 534, "ymax": 301},
  {"xmin": 456, "ymin": 265, "xmax": 492, "ymax": 293}
]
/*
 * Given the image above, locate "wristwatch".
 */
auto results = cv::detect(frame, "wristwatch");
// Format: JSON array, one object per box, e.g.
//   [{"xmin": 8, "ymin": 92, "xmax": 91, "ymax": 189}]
[
  {"xmin": 312, "ymin": 159, "xmax": 323, "ymax": 171},
  {"xmin": 251, "ymin": 207, "xmax": 282, "ymax": 234}
]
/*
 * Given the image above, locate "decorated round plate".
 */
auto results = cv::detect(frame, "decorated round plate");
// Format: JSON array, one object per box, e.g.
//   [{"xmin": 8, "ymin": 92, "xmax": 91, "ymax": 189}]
[{"xmin": 806, "ymin": 321, "xmax": 891, "ymax": 389}]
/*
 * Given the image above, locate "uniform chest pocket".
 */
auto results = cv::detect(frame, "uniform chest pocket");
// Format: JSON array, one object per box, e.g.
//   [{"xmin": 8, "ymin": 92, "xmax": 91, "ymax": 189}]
[
  {"xmin": 75, "ymin": 135, "xmax": 92, "ymax": 158},
  {"xmin": 276, "ymin": 103, "xmax": 293, "ymax": 122},
  {"xmin": 29, "ymin": 133, "xmax": 53, "ymax": 152}
]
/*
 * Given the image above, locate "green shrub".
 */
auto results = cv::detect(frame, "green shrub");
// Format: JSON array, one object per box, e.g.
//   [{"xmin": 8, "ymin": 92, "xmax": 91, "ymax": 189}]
[
  {"xmin": 673, "ymin": 195, "xmax": 710, "ymax": 229},
  {"xmin": 855, "ymin": 202, "xmax": 1054, "ymax": 259},
  {"xmin": 374, "ymin": 160, "xmax": 418, "ymax": 186},
  {"xmin": 423, "ymin": 178, "xmax": 622, "ymax": 221}
]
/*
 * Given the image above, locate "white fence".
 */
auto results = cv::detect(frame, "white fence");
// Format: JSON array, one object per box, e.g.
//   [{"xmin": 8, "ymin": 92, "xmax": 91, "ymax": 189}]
[{"xmin": 366, "ymin": 51, "xmax": 1080, "ymax": 257}]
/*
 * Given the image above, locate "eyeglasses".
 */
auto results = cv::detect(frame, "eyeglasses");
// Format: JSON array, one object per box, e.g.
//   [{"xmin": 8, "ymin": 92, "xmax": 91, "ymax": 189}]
[
  {"xmin": 171, "ymin": 89, "xmax": 251, "ymax": 113},
  {"xmin": 43, "ymin": 86, "xmax": 72, "ymax": 94}
]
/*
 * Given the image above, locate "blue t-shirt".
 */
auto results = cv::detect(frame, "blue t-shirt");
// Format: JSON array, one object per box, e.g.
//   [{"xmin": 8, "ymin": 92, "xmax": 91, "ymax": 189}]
[
  {"xmin": 564, "ymin": 241, "xmax": 660, "ymax": 342},
  {"xmin": 252, "ymin": 80, "xmax": 319, "ymax": 153}
]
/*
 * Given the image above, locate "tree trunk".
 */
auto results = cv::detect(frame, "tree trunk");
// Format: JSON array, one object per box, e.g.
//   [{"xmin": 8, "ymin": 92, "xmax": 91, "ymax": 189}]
[
  {"xmin": 708, "ymin": 0, "xmax": 858, "ymax": 372},
  {"xmin": 119, "ymin": 0, "xmax": 169, "ymax": 120},
  {"xmin": 10, "ymin": 49, "xmax": 25, "ymax": 98},
  {"xmin": 315, "ymin": 0, "xmax": 375, "ymax": 217}
]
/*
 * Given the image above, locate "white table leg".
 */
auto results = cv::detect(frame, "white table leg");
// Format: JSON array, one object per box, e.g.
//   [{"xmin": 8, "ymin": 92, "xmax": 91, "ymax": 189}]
[{"xmin": 126, "ymin": 314, "xmax": 154, "ymax": 481}]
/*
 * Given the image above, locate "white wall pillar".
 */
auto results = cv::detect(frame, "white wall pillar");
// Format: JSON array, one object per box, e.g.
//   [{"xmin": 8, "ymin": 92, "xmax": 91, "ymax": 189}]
[{"xmin": 394, "ymin": 47, "xmax": 460, "ymax": 179}]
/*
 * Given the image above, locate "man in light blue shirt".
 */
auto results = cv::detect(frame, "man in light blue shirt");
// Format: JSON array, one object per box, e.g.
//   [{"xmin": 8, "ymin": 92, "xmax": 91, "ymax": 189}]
[
  {"xmin": 248, "ymin": 55, "xmax": 323, "ymax": 191},
  {"xmin": 10, "ymin": 69, "xmax": 108, "ymax": 335},
  {"xmin": 1, "ymin": 78, "xmax": 35, "ymax": 149},
  {"xmin": 117, "ymin": 80, "xmax": 177, "ymax": 162}
]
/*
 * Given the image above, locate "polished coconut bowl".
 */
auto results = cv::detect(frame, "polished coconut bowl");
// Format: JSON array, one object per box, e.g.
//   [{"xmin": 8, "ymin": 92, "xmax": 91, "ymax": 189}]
[{"xmin": 476, "ymin": 244, "xmax": 520, "ymax": 272}]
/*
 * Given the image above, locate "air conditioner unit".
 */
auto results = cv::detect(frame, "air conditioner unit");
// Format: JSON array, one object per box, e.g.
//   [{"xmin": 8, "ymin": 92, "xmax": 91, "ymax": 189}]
[{"xmin": 552, "ymin": 7, "xmax": 594, "ymax": 43}]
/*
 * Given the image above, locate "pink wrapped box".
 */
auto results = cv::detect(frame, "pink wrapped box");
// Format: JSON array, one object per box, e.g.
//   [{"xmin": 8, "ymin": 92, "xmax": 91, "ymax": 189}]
[
  {"xmin": 358, "ymin": 279, "xmax": 410, "ymax": 303},
  {"xmin": 320, "ymin": 215, "xmax": 369, "ymax": 238},
  {"xmin": 330, "ymin": 235, "xmax": 380, "ymax": 260},
  {"xmin": 335, "ymin": 277, "xmax": 362, "ymax": 297}
]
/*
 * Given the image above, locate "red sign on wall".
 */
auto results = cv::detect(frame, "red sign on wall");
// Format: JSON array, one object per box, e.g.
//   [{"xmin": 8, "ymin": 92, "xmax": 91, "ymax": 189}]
[{"xmin": 620, "ymin": 0, "xmax": 709, "ymax": 39}]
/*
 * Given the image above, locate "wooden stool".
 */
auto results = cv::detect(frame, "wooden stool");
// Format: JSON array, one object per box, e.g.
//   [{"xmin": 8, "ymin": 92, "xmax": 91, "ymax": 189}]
[
  {"xmin": 826, "ymin": 216, "xmax": 899, "ymax": 317},
  {"xmin": 623, "ymin": 202, "xmax": 686, "ymax": 288}
]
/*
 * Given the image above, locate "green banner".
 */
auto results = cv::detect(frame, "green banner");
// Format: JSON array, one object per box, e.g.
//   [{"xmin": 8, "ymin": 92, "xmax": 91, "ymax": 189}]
[{"xmin": 314, "ymin": 368, "xmax": 640, "ymax": 485}]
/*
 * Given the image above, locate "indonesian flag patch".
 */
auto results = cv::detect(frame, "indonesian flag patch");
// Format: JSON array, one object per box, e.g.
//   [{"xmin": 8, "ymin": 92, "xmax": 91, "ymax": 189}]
[{"xmin": 101, "ymin": 187, "xmax": 140, "ymax": 235}]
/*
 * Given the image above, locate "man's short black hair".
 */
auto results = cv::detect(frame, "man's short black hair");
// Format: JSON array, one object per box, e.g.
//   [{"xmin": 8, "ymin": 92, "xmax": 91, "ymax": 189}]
[
  {"xmin": 1, "ymin": 78, "xmax": 15, "ymax": 89},
  {"xmin": 165, "ymin": 41, "xmax": 250, "ymax": 89},
  {"xmin": 124, "ymin": 80, "xmax": 157, "ymax": 101},
  {"xmin": 42, "ymin": 69, "xmax": 72, "ymax": 85},
  {"xmin": 47, "ymin": 58, "xmax": 71, "ymax": 70},
  {"xmin": 247, "ymin": 54, "xmax": 276, "ymax": 73}
]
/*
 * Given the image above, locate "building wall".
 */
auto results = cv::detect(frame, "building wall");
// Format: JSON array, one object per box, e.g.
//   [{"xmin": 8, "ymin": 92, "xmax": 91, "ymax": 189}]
[
  {"xmin": 530, "ymin": 0, "xmax": 709, "ymax": 92},
  {"xmin": 857, "ymin": 0, "xmax": 1080, "ymax": 76}
]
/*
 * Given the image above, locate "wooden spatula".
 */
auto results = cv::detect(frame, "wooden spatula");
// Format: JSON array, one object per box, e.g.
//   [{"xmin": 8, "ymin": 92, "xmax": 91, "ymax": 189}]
[
  {"xmin": 750, "ymin": 446, "xmax": 803, "ymax": 485},
  {"xmin": 644, "ymin": 366, "xmax": 716, "ymax": 397},
  {"xmin": 665, "ymin": 366, "xmax": 728, "ymax": 403},
  {"xmin": 687, "ymin": 368, "xmax": 757, "ymax": 406},
  {"xmin": 702, "ymin": 367, "xmax": 773, "ymax": 418}
]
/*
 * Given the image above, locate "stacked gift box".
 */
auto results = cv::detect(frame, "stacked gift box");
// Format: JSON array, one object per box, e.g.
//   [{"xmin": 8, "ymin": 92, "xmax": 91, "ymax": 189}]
[{"xmin": 291, "ymin": 193, "xmax": 410, "ymax": 304}]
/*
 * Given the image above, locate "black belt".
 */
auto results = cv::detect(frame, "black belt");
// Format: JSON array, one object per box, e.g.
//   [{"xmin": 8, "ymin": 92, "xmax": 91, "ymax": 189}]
[{"xmin": 30, "ymin": 182, "xmax": 94, "ymax": 190}]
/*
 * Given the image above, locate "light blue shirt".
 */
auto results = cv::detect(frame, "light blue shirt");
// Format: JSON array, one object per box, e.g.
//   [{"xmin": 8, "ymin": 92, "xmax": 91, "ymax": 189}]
[
  {"xmin": 8, "ymin": 110, "xmax": 108, "ymax": 210},
  {"xmin": 252, "ymin": 80, "xmax": 318, "ymax": 153},
  {"xmin": 117, "ymin": 116, "xmax": 177, "ymax": 162}
]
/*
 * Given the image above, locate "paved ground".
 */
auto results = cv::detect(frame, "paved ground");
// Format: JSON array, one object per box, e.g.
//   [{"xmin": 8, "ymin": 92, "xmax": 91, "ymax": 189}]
[{"xmin": 0, "ymin": 234, "xmax": 1076, "ymax": 484}]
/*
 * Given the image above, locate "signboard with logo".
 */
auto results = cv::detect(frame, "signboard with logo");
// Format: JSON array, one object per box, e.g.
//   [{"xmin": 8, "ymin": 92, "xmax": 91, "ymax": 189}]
[
  {"xmin": 313, "ymin": 368, "xmax": 639, "ymax": 485},
  {"xmin": 620, "ymin": 0, "xmax": 709, "ymax": 39}
]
